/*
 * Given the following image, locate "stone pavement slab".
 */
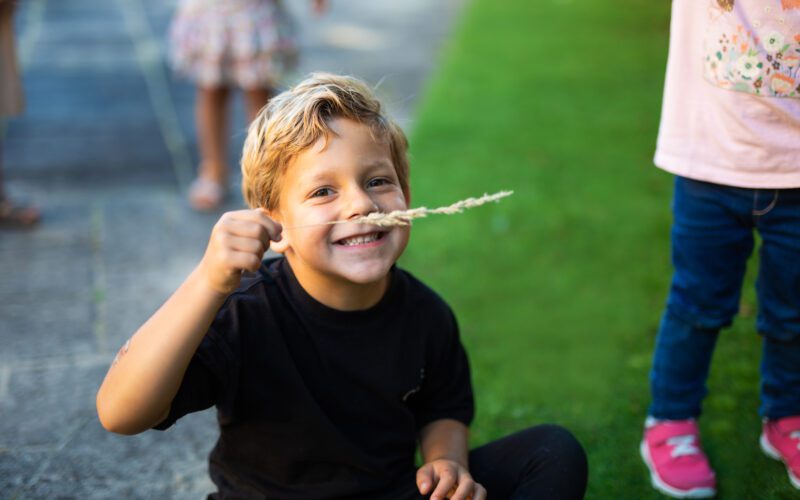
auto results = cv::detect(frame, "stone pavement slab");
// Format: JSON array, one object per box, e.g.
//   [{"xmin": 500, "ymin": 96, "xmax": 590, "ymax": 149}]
[{"xmin": 0, "ymin": 0, "xmax": 463, "ymax": 496}]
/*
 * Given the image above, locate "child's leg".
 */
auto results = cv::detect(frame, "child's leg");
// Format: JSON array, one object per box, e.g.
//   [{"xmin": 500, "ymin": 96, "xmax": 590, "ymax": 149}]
[
  {"xmin": 196, "ymin": 85, "xmax": 230, "ymax": 183},
  {"xmin": 191, "ymin": 85, "xmax": 230, "ymax": 210},
  {"xmin": 649, "ymin": 312, "xmax": 719, "ymax": 420},
  {"xmin": 648, "ymin": 177, "xmax": 755, "ymax": 420},
  {"xmin": 468, "ymin": 425, "xmax": 587, "ymax": 499},
  {"xmin": 244, "ymin": 87, "xmax": 272, "ymax": 122},
  {"xmin": 762, "ymin": 337, "xmax": 800, "ymax": 418},
  {"xmin": 755, "ymin": 187, "xmax": 800, "ymax": 418}
]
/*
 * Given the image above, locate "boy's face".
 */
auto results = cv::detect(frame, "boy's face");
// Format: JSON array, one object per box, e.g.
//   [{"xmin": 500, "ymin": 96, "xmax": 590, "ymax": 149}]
[{"xmin": 270, "ymin": 117, "xmax": 410, "ymax": 309}]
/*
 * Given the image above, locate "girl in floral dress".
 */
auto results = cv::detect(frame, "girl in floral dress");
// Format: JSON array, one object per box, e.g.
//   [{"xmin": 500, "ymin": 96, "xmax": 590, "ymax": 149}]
[{"xmin": 170, "ymin": 0, "xmax": 326, "ymax": 210}]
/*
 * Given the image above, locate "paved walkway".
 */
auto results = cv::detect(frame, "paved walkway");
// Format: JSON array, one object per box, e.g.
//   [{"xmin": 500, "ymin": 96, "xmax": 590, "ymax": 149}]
[{"xmin": 0, "ymin": 0, "xmax": 461, "ymax": 496}]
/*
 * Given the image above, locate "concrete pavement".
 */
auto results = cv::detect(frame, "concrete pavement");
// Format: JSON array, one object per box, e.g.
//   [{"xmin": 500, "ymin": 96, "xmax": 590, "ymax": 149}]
[{"xmin": 0, "ymin": 0, "xmax": 462, "ymax": 496}]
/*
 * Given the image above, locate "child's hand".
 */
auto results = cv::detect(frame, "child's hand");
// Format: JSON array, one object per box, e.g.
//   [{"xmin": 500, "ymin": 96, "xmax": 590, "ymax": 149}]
[
  {"xmin": 416, "ymin": 459, "xmax": 486, "ymax": 500},
  {"xmin": 198, "ymin": 209, "xmax": 282, "ymax": 295}
]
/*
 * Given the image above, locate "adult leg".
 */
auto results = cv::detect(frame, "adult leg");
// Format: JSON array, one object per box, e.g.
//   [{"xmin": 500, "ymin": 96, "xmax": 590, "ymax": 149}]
[
  {"xmin": 0, "ymin": 123, "xmax": 6, "ymax": 201},
  {"xmin": 468, "ymin": 425, "xmax": 588, "ymax": 500},
  {"xmin": 0, "ymin": 3, "xmax": 38, "ymax": 227},
  {"xmin": 190, "ymin": 85, "xmax": 230, "ymax": 210},
  {"xmin": 0, "ymin": 124, "xmax": 39, "ymax": 227},
  {"xmin": 648, "ymin": 177, "xmax": 755, "ymax": 420},
  {"xmin": 755, "ymin": 187, "xmax": 800, "ymax": 418}
]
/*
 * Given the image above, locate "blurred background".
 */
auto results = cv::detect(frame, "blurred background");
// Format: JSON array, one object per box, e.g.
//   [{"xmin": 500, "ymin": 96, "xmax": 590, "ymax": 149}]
[{"xmin": 0, "ymin": 0, "xmax": 789, "ymax": 498}]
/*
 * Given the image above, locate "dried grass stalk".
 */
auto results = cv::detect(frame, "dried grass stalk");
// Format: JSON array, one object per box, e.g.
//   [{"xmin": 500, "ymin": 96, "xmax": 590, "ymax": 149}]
[{"xmin": 286, "ymin": 190, "xmax": 513, "ymax": 229}]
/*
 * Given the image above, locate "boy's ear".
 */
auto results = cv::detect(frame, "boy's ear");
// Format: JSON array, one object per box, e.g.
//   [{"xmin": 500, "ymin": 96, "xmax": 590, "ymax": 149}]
[
  {"xmin": 270, "ymin": 239, "xmax": 289, "ymax": 254},
  {"xmin": 267, "ymin": 209, "xmax": 290, "ymax": 254}
]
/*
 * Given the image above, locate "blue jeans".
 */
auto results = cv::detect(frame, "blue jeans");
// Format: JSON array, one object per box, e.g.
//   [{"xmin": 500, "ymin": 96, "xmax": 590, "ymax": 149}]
[{"xmin": 649, "ymin": 177, "xmax": 800, "ymax": 420}]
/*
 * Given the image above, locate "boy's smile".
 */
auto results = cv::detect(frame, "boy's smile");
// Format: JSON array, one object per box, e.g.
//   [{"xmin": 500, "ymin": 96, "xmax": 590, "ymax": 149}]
[
  {"xmin": 332, "ymin": 228, "xmax": 389, "ymax": 247},
  {"xmin": 270, "ymin": 117, "xmax": 410, "ymax": 310}
]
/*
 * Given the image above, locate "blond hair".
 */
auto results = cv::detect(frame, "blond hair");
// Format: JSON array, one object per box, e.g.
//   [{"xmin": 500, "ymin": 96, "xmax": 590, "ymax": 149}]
[{"xmin": 241, "ymin": 73, "xmax": 410, "ymax": 211}]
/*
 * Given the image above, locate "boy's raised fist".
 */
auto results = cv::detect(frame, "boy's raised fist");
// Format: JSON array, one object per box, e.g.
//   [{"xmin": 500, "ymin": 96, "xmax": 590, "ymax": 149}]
[{"xmin": 199, "ymin": 209, "xmax": 283, "ymax": 295}]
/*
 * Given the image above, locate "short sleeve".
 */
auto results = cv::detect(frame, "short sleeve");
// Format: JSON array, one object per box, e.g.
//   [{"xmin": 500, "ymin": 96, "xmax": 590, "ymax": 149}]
[
  {"xmin": 152, "ymin": 302, "xmax": 241, "ymax": 430},
  {"xmin": 410, "ymin": 310, "xmax": 474, "ymax": 430},
  {"xmin": 153, "ymin": 355, "xmax": 219, "ymax": 430}
]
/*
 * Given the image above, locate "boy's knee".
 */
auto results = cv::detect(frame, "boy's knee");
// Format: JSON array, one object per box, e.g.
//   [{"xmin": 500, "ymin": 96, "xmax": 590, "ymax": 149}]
[
  {"xmin": 541, "ymin": 425, "xmax": 586, "ymax": 461},
  {"xmin": 519, "ymin": 424, "xmax": 588, "ymax": 473}
]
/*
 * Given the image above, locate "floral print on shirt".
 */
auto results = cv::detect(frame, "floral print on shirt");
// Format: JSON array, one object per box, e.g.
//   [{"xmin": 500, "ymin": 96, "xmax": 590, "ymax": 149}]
[{"xmin": 705, "ymin": 0, "xmax": 800, "ymax": 98}]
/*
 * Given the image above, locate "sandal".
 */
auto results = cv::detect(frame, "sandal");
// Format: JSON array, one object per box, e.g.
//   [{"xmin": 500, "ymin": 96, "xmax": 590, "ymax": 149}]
[
  {"xmin": 0, "ymin": 199, "xmax": 40, "ymax": 229},
  {"xmin": 188, "ymin": 177, "xmax": 227, "ymax": 212}
]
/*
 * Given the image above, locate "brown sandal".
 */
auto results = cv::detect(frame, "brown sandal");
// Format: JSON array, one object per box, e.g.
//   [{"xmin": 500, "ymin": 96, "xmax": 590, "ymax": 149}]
[{"xmin": 0, "ymin": 200, "xmax": 40, "ymax": 228}]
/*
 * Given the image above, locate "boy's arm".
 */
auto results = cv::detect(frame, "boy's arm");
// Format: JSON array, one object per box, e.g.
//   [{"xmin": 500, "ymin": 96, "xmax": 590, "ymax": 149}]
[
  {"xmin": 96, "ymin": 209, "xmax": 281, "ymax": 435},
  {"xmin": 417, "ymin": 419, "xmax": 486, "ymax": 500}
]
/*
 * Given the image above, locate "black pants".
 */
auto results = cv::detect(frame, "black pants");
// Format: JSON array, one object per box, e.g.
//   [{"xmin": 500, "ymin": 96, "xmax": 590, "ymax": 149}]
[
  {"xmin": 210, "ymin": 425, "xmax": 588, "ymax": 499},
  {"xmin": 467, "ymin": 425, "xmax": 588, "ymax": 500}
]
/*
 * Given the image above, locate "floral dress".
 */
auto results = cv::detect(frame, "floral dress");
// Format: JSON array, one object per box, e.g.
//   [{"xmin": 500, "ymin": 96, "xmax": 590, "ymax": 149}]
[{"xmin": 169, "ymin": 0, "xmax": 297, "ymax": 89}]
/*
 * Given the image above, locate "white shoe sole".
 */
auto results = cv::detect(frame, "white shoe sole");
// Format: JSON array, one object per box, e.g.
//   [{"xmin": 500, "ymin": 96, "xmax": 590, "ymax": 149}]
[
  {"xmin": 640, "ymin": 440, "xmax": 716, "ymax": 498},
  {"xmin": 759, "ymin": 432, "xmax": 800, "ymax": 490}
]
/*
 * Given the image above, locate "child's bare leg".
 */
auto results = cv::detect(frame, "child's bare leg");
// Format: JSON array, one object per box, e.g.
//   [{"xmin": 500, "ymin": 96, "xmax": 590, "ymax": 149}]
[
  {"xmin": 197, "ymin": 85, "xmax": 231, "ymax": 183},
  {"xmin": 191, "ymin": 86, "xmax": 230, "ymax": 210},
  {"xmin": 244, "ymin": 87, "xmax": 272, "ymax": 122}
]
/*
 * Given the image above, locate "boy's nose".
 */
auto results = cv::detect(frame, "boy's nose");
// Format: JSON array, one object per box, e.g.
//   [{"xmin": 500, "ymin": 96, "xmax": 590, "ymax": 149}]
[{"xmin": 344, "ymin": 188, "xmax": 379, "ymax": 218}]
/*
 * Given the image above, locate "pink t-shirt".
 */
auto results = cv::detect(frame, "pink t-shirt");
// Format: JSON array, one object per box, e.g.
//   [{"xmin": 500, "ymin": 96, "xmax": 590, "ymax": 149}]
[{"xmin": 655, "ymin": 0, "xmax": 800, "ymax": 188}]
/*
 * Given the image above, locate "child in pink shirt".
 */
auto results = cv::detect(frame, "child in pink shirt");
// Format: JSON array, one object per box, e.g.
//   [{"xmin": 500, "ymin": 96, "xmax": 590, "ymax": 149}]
[{"xmin": 641, "ymin": 1, "xmax": 800, "ymax": 497}]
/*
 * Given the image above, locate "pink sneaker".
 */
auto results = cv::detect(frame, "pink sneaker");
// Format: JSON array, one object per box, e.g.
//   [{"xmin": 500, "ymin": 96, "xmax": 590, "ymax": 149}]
[
  {"xmin": 640, "ymin": 418, "xmax": 717, "ymax": 498},
  {"xmin": 760, "ymin": 416, "xmax": 800, "ymax": 490}
]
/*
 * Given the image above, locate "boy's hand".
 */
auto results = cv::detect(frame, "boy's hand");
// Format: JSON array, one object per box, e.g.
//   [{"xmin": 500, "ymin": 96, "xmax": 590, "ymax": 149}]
[
  {"xmin": 198, "ymin": 209, "xmax": 282, "ymax": 295},
  {"xmin": 417, "ymin": 459, "xmax": 486, "ymax": 500}
]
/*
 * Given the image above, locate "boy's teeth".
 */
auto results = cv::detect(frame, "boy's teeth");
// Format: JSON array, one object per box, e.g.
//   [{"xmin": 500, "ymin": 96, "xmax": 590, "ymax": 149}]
[{"xmin": 339, "ymin": 233, "xmax": 380, "ymax": 246}]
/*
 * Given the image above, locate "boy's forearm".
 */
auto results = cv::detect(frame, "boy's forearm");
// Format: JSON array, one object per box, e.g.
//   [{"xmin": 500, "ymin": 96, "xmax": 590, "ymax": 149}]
[
  {"xmin": 96, "ymin": 266, "xmax": 228, "ymax": 435},
  {"xmin": 419, "ymin": 419, "xmax": 470, "ymax": 468}
]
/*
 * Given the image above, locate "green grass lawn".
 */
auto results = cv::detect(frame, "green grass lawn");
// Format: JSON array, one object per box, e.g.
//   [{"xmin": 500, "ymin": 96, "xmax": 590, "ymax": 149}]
[{"xmin": 401, "ymin": 0, "xmax": 793, "ymax": 497}]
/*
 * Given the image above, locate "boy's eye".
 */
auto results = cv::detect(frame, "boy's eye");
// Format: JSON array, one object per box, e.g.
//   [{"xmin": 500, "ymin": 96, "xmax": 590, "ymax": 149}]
[
  {"xmin": 367, "ymin": 177, "xmax": 391, "ymax": 188},
  {"xmin": 310, "ymin": 187, "xmax": 333, "ymax": 198}
]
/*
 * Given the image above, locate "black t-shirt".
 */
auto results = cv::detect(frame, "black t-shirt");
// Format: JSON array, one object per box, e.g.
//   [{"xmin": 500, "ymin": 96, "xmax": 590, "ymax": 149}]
[{"xmin": 155, "ymin": 258, "xmax": 474, "ymax": 499}]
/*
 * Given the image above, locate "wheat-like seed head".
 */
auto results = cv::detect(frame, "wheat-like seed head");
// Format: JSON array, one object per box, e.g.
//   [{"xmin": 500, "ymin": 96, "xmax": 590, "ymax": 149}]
[
  {"xmin": 282, "ymin": 190, "xmax": 514, "ymax": 230},
  {"xmin": 329, "ymin": 190, "xmax": 514, "ymax": 227}
]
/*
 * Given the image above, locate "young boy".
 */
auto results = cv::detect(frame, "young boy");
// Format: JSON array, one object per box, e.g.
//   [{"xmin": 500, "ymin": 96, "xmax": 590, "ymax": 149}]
[{"xmin": 96, "ymin": 73, "xmax": 588, "ymax": 499}]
